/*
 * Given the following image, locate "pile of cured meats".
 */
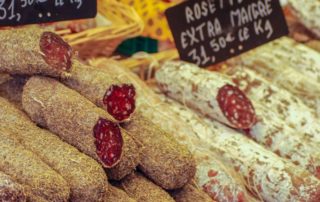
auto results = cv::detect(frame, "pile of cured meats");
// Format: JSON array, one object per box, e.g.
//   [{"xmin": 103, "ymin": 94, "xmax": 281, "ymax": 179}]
[
  {"xmin": 0, "ymin": 27, "xmax": 202, "ymax": 202},
  {"xmin": 93, "ymin": 35, "xmax": 320, "ymax": 201},
  {"xmin": 1, "ymin": 2, "xmax": 320, "ymax": 201}
]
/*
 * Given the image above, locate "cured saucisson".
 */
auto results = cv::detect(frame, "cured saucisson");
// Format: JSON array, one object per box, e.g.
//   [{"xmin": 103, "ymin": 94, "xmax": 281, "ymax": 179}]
[
  {"xmin": 220, "ymin": 65, "xmax": 319, "ymax": 133},
  {"xmin": 22, "ymin": 76, "xmax": 140, "ymax": 179},
  {"xmin": 122, "ymin": 113, "xmax": 196, "ymax": 190},
  {"xmin": 0, "ymin": 27, "xmax": 73, "ymax": 78},
  {"xmin": 160, "ymin": 96, "xmax": 320, "ymax": 202},
  {"xmin": 217, "ymin": 66, "xmax": 320, "ymax": 178},
  {"xmin": 0, "ymin": 97, "xmax": 108, "ymax": 202},
  {"xmin": 155, "ymin": 61, "xmax": 257, "ymax": 129},
  {"xmin": 62, "ymin": 60, "xmax": 136, "ymax": 122}
]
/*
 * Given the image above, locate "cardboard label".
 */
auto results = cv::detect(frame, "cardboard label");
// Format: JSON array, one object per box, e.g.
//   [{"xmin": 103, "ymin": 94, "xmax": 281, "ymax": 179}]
[
  {"xmin": 165, "ymin": 0, "xmax": 289, "ymax": 67},
  {"xmin": 0, "ymin": 0, "xmax": 97, "ymax": 26}
]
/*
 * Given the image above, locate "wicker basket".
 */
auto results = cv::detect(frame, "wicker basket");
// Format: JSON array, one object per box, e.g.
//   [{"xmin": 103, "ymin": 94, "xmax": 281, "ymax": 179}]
[{"xmin": 59, "ymin": 0, "xmax": 144, "ymax": 59}]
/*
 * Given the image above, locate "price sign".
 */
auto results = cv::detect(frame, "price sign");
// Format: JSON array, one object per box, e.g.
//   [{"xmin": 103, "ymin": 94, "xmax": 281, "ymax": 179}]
[
  {"xmin": 165, "ymin": 0, "xmax": 289, "ymax": 67},
  {"xmin": 0, "ymin": 0, "xmax": 97, "ymax": 26}
]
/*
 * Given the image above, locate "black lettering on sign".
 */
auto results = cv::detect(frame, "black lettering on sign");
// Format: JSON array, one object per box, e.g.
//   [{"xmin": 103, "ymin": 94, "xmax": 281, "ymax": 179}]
[
  {"xmin": 165, "ymin": 0, "xmax": 288, "ymax": 67},
  {"xmin": 0, "ymin": 0, "xmax": 96, "ymax": 26}
]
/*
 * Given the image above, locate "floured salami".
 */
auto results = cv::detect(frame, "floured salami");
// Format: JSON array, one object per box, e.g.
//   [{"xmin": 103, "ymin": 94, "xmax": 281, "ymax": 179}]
[
  {"xmin": 220, "ymin": 65, "xmax": 320, "ymax": 147},
  {"xmin": 155, "ymin": 61, "xmax": 256, "ymax": 129},
  {"xmin": 160, "ymin": 96, "xmax": 320, "ymax": 202},
  {"xmin": 230, "ymin": 37, "xmax": 320, "ymax": 116}
]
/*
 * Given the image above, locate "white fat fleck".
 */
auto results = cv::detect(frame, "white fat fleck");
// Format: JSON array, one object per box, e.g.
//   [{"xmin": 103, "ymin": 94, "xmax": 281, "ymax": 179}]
[
  {"xmin": 227, "ymin": 90, "xmax": 234, "ymax": 96},
  {"xmin": 125, "ymin": 103, "xmax": 131, "ymax": 110},
  {"xmin": 99, "ymin": 132, "xmax": 104, "ymax": 139},
  {"xmin": 113, "ymin": 106, "xmax": 118, "ymax": 113}
]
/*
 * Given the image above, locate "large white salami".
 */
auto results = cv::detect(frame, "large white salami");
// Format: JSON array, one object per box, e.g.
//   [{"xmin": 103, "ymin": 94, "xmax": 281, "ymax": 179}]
[
  {"xmin": 160, "ymin": 96, "xmax": 320, "ymax": 202},
  {"xmin": 220, "ymin": 66, "xmax": 320, "ymax": 147},
  {"xmin": 230, "ymin": 37, "xmax": 320, "ymax": 116},
  {"xmin": 209, "ymin": 65, "xmax": 320, "ymax": 178},
  {"xmin": 155, "ymin": 61, "xmax": 257, "ymax": 129}
]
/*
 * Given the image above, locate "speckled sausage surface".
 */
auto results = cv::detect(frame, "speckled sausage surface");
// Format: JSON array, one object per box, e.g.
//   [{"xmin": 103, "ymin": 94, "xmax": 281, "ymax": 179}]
[
  {"xmin": 156, "ymin": 61, "xmax": 256, "ymax": 129},
  {"xmin": 22, "ymin": 76, "xmax": 140, "ymax": 178},
  {"xmin": 0, "ymin": 97, "xmax": 107, "ymax": 202}
]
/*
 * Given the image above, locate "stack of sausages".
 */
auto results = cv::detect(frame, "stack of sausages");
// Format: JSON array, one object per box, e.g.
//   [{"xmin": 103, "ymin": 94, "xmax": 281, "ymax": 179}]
[
  {"xmin": 0, "ymin": 27, "xmax": 203, "ymax": 202},
  {"xmin": 154, "ymin": 61, "xmax": 320, "ymax": 202},
  {"xmin": 3, "ymin": 26, "xmax": 320, "ymax": 202}
]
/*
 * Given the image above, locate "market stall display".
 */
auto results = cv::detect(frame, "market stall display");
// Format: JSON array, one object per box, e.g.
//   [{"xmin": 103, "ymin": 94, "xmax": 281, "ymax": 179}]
[
  {"xmin": 92, "ymin": 58, "xmax": 253, "ymax": 202},
  {"xmin": 1, "ymin": 1, "xmax": 320, "ymax": 201}
]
